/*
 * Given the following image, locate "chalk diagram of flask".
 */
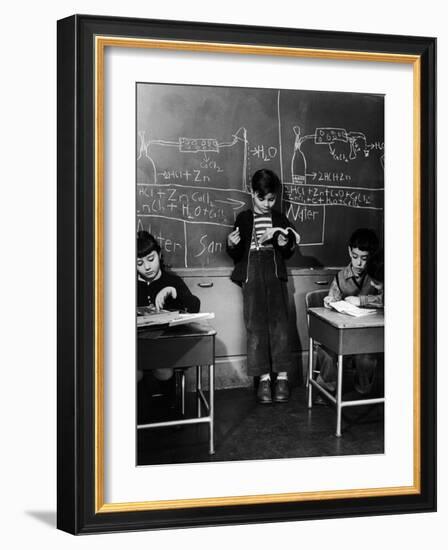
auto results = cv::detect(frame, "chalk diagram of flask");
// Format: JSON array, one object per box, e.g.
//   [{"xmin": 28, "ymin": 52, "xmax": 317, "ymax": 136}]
[
  {"xmin": 137, "ymin": 131, "xmax": 157, "ymax": 185},
  {"xmin": 291, "ymin": 126, "xmax": 308, "ymax": 184},
  {"xmin": 137, "ymin": 127, "xmax": 249, "ymax": 191},
  {"xmin": 290, "ymin": 126, "xmax": 383, "ymax": 184},
  {"xmin": 286, "ymin": 125, "xmax": 384, "ymax": 247}
]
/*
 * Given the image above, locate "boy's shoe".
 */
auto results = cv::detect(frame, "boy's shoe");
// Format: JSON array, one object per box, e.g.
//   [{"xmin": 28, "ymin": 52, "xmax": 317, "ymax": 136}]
[
  {"xmin": 257, "ymin": 379, "xmax": 272, "ymax": 404},
  {"xmin": 273, "ymin": 379, "xmax": 290, "ymax": 403}
]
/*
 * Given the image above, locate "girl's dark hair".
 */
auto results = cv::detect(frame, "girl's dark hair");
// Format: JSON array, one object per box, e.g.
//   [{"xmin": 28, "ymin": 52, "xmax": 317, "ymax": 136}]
[
  {"xmin": 251, "ymin": 169, "xmax": 281, "ymax": 198},
  {"xmin": 349, "ymin": 228, "xmax": 379, "ymax": 255},
  {"xmin": 137, "ymin": 231, "xmax": 161, "ymax": 258}
]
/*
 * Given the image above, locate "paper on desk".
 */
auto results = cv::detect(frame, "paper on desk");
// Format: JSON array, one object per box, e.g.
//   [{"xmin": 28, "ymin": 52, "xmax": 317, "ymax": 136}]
[
  {"xmin": 330, "ymin": 301, "xmax": 377, "ymax": 317},
  {"xmin": 136, "ymin": 310, "xmax": 180, "ymax": 327},
  {"xmin": 168, "ymin": 312, "xmax": 215, "ymax": 326},
  {"xmin": 137, "ymin": 310, "xmax": 215, "ymax": 328}
]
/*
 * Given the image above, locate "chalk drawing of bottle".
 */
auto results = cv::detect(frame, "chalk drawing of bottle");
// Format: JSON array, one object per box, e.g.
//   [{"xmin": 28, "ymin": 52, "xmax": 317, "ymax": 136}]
[
  {"xmin": 291, "ymin": 126, "xmax": 307, "ymax": 185},
  {"xmin": 137, "ymin": 131, "xmax": 157, "ymax": 184}
]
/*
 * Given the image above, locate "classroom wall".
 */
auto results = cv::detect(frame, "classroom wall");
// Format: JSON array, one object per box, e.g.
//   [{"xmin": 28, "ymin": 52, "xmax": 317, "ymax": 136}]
[{"xmin": 1, "ymin": 1, "xmax": 444, "ymax": 549}]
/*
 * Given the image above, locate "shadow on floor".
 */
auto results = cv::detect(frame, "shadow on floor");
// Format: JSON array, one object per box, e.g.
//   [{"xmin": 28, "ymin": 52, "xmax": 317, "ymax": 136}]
[
  {"xmin": 137, "ymin": 386, "xmax": 384, "ymax": 466},
  {"xmin": 25, "ymin": 510, "xmax": 57, "ymax": 528}
]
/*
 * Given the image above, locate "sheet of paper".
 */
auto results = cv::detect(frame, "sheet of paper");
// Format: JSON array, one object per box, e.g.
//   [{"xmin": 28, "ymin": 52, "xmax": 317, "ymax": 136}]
[
  {"xmin": 168, "ymin": 312, "xmax": 215, "ymax": 326},
  {"xmin": 330, "ymin": 301, "xmax": 377, "ymax": 317},
  {"xmin": 136, "ymin": 310, "xmax": 215, "ymax": 327}
]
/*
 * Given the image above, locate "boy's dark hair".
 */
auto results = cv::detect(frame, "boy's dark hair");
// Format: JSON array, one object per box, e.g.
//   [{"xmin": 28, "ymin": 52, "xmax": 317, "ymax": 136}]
[
  {"xmin": 349, "ymin": 228, "xmax": 379, "ymax": 254},
  {"xmin": 137, "ymin": 230, "xmax": 161, "ymax": 258},
  {"xmin": 251, "ymin": 169, "xmax": 281, "ymax": 198}
]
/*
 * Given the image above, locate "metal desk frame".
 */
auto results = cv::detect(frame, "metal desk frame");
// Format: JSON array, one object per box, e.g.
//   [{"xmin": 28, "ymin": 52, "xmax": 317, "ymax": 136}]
[
  {"xmin": 307, "ymin": 307, "xmax": 384, "ymax": 437},
  {"xmin": 137, "ymin": 322, "xmax": 216, "ymax": 455}
]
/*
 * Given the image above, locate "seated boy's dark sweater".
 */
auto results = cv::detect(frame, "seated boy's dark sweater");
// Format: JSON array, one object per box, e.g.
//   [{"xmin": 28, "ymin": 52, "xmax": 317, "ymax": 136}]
[{"xmin": 137, "ymin": 271, "xmax": 200, "ymax": 313}]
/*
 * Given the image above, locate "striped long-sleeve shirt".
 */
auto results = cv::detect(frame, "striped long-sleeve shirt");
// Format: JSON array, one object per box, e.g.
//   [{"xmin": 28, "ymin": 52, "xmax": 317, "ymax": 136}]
[{"xmin": 250, "ymin": 214, "xmax": 273, "ymax": 250}]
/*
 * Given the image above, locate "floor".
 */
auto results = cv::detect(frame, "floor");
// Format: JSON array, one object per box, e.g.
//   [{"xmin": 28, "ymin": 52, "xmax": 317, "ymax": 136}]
[{"xmin": 137, "ymin": 385, "xmax": 384, "ymax": 466}]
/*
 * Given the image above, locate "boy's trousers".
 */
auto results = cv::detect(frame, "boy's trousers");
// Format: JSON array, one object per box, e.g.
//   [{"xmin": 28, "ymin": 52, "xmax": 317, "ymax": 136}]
[
  {"xmin": 242, "ymin": 249, "xmax": 293, "ymax": 377},
  {"xmin": 316, "ymin": 347, "xmax": 381, "ymax": 395}
]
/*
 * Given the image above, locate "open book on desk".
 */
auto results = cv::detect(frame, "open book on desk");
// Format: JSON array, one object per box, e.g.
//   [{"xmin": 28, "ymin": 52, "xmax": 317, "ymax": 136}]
[
  {"xmin": 329, "ymin": 301, "xmax": 377, "ymax": 317},
  {"xmin": 137, "ymin": 308, "xmax": 215, "ymax": 328}
]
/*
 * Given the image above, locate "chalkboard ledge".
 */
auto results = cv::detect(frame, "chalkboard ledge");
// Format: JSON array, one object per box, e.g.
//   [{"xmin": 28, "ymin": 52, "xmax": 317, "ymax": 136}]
[{"xmin": 171, "ymin": 267, "xmax": 340, "ymax": 278}]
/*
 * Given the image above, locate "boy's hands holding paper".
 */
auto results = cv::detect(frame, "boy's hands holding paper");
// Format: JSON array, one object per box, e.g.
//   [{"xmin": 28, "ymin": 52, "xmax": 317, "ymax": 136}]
[
  {"xmin": 227, "ymin": 225, "xmax": 300, "ymax": 248},
  {"xmin": 259, "ymin": 227, "xmax": 285, "ymax": 245},
  {"xmin": 345, "ymin": 296, "xmax": 361, "ymax": 306},
  {"xmin": 227, "ymin": 227, "xmax": 241, "ymax": 248},
  {"xmin": 277, "ymin": 233, "xmax": 288, "ymax": 246},
  {"xmin": 259, "ymin": 227, "xmax": 301, "ymax": 246}
]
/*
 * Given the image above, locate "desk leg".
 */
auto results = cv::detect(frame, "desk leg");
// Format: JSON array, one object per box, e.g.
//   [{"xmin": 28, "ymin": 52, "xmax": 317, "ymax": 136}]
[
  {"xmin": 181, "ymin": 370, "xmax": 186, "ymax": 416},
  {"xmin": 209, "ymin": 362, "xmax": 215, "ymax": 455},
  {"xmin": 196, "ymin": 365, "xmax": 202, "ymax": 417},
  {"xmin": 308, "ymin": 337, "xmax": 313, "ymax": 409},
  {"xmin": 336, "ymin": 354, "xmax": 343, "ymax": 437}
]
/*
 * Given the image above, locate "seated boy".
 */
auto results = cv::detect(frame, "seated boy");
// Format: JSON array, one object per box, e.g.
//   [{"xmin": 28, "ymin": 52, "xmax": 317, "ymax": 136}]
[{"xmin": 316, "ymin": 228, "xmax": 383, "ymax": 397}]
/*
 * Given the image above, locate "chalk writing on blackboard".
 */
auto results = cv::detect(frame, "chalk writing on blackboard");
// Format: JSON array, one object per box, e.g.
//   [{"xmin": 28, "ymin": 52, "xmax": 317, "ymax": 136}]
[
  {"xmin": 137, "ymin": 85, "xmax": 384, "ymax": 268},
  {"xmin": 137, "ymin": 129, "xmax": 382, "ymax": 248},
  {"xmin": 138, "ymin": 127, "xmax": 248, "ymax": 190}
]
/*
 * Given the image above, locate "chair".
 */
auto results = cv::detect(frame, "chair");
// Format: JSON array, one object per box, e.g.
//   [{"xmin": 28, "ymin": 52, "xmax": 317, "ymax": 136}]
[
  {"xmin": 305, "ymin": 289, "xmax": 328, "ymax": 407},
  {"xmin": 305, "ymin": 289, "xmax": 328, "ymax": 309}
]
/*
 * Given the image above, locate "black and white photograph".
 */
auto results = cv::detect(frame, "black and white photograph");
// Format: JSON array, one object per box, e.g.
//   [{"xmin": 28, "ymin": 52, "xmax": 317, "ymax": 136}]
[
  {"xmin": 135, "ymin": 82, "xmax": 385, "ymax": 466},
  {"xmin": 0, "ymin": 0, "xmax": 441, "ymax": 544},
  {"xmin": 52, "ymin": 11, "xmax": 436, "ymax": 536}
]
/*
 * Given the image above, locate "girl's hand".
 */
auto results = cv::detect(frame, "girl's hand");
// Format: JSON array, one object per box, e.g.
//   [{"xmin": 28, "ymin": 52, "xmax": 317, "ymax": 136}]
[
  {"xmin": 323, "ymin": 296, "xmax": 333, "ymax": 309},
  {"xmin": 227, "ymin": 227, "xmax": 241, "ymax": 247},
  {"xmin": 345, "ymin": 296, "xmax": 361, "ymax": 306},
  {"xmin": 155, "ymin": 287, "xmax": 177, "ymax": 310}
]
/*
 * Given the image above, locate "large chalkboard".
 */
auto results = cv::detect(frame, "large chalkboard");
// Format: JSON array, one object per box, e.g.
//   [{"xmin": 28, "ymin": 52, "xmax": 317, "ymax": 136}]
[{"xmin": 136, "ymin": 83, "xmax": 384, "ymax": 268}]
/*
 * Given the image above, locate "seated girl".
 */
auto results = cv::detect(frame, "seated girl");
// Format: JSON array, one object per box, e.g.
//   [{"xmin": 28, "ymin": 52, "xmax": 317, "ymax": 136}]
[
  {"xmin": 137, "ymin": 230, "xmax": 200, "ymax": 387},
  {"xmin": 137, "ymin": 230, "xmax": 200, "ymax": 314}
]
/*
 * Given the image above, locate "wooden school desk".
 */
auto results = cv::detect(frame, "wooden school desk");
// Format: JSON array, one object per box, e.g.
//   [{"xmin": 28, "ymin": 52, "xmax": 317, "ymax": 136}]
[
  {"xmin": 307, "ymin": 307, "xmax": 384, "ymax": 437},
  {"xmin": 137, "ymin": 322, "xmax": 217, "ymax": 454}
]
